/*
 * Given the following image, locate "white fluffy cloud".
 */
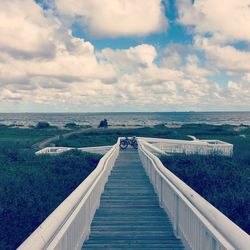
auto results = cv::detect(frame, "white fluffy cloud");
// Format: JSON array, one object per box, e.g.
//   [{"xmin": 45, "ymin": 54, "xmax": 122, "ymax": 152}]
[
  {"xmin": 194, "ymin": 36, "xmax": 250, "ymax": 73},
  {"xmin": 0, "ymin": 0, "xmax": 58, "ymax": 58},
  {"xmin": 226, "ymin": 81, "xmax": 250, "ymax": 105},
  {"xmin": 97, "ymin": 44, "xmax": 157, "ymax": 72},
  {"xmin": 0, "ymin": 0, "xmax": 116, "ymax": 84},
  {"xmin": 176, "ymin": 0, "xmax": 250, "ymax": 81},
  {"xmin": 177, "ymin": 0, "xmax": 250, "ymax": 42},
  {"xmin": 0, "ymin": 0, "xmax": 119, "ymax": 110},
  {"xmin": 55, "ymin": 0, "xmax": 168, "ymax": 37}
]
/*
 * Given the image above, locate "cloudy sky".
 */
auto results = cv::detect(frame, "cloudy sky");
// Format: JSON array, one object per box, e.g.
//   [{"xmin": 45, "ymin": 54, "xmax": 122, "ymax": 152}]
[{"xmin": 0, "ymin": 0, "xmax": 250, "ymax": 112}]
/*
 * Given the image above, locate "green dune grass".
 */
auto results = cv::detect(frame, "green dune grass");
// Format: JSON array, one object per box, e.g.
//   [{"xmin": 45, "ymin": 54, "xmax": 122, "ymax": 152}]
[
  {"xmin": 0, "ymin": 146, "xmax": 101, "ymax": 250},
  {"xmin": 53, "ymin": 123, "xmax": 246, "ymax": 148},
  {"xmin": 0, "ymin": 125, "xmax": 65, "ymax": 147}
]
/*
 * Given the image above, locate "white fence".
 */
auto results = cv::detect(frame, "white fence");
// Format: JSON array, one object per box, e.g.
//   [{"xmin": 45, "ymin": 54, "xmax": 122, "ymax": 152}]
[
  {"xmin": 138, "ymin": 140, "xmax": 250, "ymax": 250},
  {"xmin": 18, "ymin": 140, "xmax": 120, "ymax": 250},
  {"xmin": 35, "ymin": 146, "xmax": 113, "ymax": 155},
  {"xmin": 139, "ymin": 137, "xmax": 233, "ymax": 156}
]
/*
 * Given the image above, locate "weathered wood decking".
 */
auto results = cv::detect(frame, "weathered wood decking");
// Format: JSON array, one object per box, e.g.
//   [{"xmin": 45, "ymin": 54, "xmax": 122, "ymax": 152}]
[{"xmin": 82, "ymin": 148, "xmax": 184, "ymax": 249}]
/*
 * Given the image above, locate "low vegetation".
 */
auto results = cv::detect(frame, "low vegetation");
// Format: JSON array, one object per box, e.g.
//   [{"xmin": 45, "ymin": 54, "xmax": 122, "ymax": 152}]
[
  {"xmin": 53, "ymin": 123, "xmax": 245, "ymax": 148},
  {"xmin": 65, "ymin": 122, "xmax": 78, "ymax": 128},
  {"xmin": 98, "ymin": 119, "xmax": 108, "ymax": 128},
  {"xmin": 53, "ymin": 125, "xmax": 188, "ymax": 147},
  {"xmin": 0, "ymin": 144, "xmax": 101, "ymax": 250},
  {"xmin": 35, "ymin": 121, "xmax": 50, "ymax": 129},
  {"xmin": 0, "ymin": 124, "xmax": 65, "ymax": 147},
  {"xmin": 64, "ymin": 123, "xmax": 91, "ymax": 130}
]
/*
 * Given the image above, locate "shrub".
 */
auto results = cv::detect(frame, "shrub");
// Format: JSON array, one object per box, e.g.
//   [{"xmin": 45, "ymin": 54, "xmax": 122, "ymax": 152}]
[
  {"xmin": 35, "ymin": 122, "xmax": 50, "ymax": 129},
  {"xmin": 65, "ymin": 122, "xmax": 77, "ymax": 128},
  {"xmin": 98, "ymin": 119, "xmax": 108, "ymax": 128}
]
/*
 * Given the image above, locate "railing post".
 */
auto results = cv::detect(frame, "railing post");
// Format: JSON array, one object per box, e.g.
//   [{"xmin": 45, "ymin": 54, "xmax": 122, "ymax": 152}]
[
  {"xmin": 204, "ymin": 231, "xmax": 210, "ymax": 250},
  {"xmin": 149, "ymin": 158, "xmax": 152, "ymax": 177},
  {"xmin": 86, "ymin": 197, "xmax": 91, "ymax": 241},
  {"xmin": 146, "ymin": 157, "xmax": 149, "ymax": 175},
  {"xmin": 174, "ymin": 194, "xmax": 180, "ymax": 238},
  {"xmin": 160, "ymin": 176, "xmax": 163, "ymax": 207},
  {"xmin": 212, "ymin": 237, "xmax": 217, "ymax": 250},
  {"xmin": 154, "ymin": 168, "xmax": 157, "ymax": 186}
]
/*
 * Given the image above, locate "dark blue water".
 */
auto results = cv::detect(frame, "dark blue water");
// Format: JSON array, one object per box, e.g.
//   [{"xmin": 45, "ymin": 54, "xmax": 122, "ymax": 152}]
[{"xmin": 0, "ymin": 112, "xmax": 249, "ymax": 127}]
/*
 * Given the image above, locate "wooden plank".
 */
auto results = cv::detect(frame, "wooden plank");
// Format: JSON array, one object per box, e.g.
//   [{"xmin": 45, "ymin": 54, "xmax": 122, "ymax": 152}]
[{"xmin": 82, "ymin": 148, "xmax": 184, "ymax": 249}]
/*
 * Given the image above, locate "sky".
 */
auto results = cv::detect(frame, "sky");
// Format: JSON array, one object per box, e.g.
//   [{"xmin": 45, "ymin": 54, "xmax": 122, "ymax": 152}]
[{"xmin": 0, "ymin": 0, "xmax": 250, "ymax": 112}]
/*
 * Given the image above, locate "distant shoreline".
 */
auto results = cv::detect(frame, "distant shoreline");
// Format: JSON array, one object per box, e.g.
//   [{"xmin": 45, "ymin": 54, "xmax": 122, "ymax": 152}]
[
  {"xmin": 0, "ymin": 112, "xmax": 250, "ymax": 127},
  {"xmin": 1, "ymin": 123, "xmax": 250, "ymax": 130}
]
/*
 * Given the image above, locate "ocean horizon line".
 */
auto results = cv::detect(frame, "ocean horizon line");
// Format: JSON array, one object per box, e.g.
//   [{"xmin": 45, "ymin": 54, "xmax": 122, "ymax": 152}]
[{"xmin": 1, "ymin": 111, "xmax": 250, "ymax": 114}]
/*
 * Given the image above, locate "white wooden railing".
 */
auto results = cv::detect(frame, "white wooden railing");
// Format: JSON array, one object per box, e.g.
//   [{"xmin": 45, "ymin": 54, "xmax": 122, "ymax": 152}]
[
  {"xmin": 35, "ymin": 145, "xmax": 113, "ymax": 155},
  {"xmin": 139, "ymin": 137, "xmax": 233, "ymax": 156},
  {"xmin": 138, "ymin": 140, "xmax": 250, "ymax": 250},
  {"xmin": 18, "ymin": 140, "xmax": 120, "ymax": 250}
]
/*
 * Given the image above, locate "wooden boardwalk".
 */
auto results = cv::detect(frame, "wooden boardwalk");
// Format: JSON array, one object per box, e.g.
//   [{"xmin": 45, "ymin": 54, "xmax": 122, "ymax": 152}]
[{"xmin": 82, "ymin": 148, "xmax": 184, "ymax": 249}]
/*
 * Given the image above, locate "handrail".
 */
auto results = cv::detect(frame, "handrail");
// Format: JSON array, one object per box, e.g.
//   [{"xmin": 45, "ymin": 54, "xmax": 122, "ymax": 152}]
[
  {"xmin": 18, "ymin": 139, "xmax": 120, "ymax": 250},
  {"xmin": 139, "ymin": 137, "xmax": 233, "ymax": 146},
  {"xmin": 138, "ymin": 140, "xmax": 250, "ymax": 250},
  {"xmin": 36, "ymin": 145, "xmax": 113, "ymax": 155},
  {"xmin": 138, "ymin": 137, "xmax": 233, "ymax": 156},
  {"xmin": 137, "ymin": 139, "xmax": 165, "ymax": 155}
]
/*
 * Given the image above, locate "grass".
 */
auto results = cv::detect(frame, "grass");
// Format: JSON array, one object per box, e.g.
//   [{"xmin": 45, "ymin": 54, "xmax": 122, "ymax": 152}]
[
  {"xmin": 53, "ymin": 123, "xmax": 248, "ymax": 148},
  {"xmin": 0, "ymin": 142, "xmax": 101, "ymax": 250},
  {"xmin": 0, "ymin": 124, "xmax": 66, "ymax": 147},
  {"xmin": 53, "ymin": 125, "xmax": 192, "ymax": 147}
]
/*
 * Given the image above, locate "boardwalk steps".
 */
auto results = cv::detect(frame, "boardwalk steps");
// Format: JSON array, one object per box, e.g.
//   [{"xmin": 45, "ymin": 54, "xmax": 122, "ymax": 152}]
[{"xmin": 82, "ymin": 149, "xmax": 184, "ymax": 249}]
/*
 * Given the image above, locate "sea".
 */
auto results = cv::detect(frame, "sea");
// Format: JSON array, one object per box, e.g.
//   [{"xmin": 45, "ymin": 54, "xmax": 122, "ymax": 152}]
[{"xmin": 0, "ymin": 112, "xmax": 250, "ymax": 127}]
